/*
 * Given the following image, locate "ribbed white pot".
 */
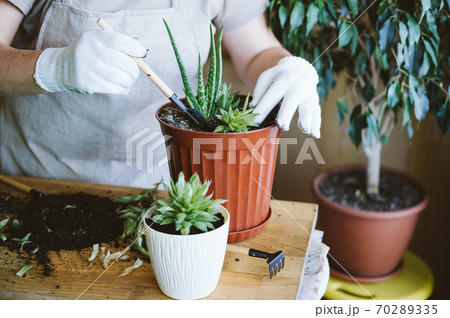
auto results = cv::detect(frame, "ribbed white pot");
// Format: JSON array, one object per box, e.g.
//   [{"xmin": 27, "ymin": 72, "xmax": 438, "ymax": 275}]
[{"xmin": 143, "ymin": 205, "xmax": 230, "ymax": 300}]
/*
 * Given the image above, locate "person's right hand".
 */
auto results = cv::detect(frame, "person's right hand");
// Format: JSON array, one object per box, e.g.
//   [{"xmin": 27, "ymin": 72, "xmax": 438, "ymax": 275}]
[{"xmin": 33, "ymin": 29, "xmax": 147, "ymax": 95}]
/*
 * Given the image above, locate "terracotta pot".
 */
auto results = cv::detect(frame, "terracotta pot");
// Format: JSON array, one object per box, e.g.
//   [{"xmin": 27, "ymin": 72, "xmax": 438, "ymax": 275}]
[
  {"xmin": 312, "ymin": 165, "xmax": 429, "ymax": 280},
  {"xmin": 156, "ymin": 99, "xmax": 281, "ymax": 242},
  {"xmin": 143, "ymin": 205, "xmax": 229, "ymax": 299}
]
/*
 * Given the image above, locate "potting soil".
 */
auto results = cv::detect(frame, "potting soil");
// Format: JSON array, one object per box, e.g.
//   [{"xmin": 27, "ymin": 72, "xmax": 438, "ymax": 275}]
[
  {"xmin": 0, "ymin": 192, "xmax": 122, "ymax": 276},
  {"xmin": 319, "ymin": 170, "xmax": 423, "ymax": 211},
  {"xmin": 159, "ymin": 101, "xmax": 278, "ymax": 131}
]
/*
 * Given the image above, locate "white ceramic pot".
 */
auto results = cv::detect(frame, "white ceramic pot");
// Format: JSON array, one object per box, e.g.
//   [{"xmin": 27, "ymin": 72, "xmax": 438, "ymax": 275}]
[{"xmin": 143, "ymin": 205, "xmax": 230, "ymax": 300}]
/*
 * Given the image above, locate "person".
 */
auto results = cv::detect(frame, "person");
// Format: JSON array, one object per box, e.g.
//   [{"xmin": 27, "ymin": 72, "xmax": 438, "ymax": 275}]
[{"xmin": 0, "ymin": 0, "xmax": 321, "ymax": 187}]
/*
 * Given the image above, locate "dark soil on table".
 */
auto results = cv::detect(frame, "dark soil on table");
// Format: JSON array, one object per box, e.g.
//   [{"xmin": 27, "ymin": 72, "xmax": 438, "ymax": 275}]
[
  {"xmin": 159, "ymin": 98, "xmax": 278, "ymax": 132},
  {"xmin": 318, "ymin": 170, "xmax": 423, "ymax": 211},
  {"xmin": 146, "ymin": 212, "xmax": 225, "ymax": 235},
  {"xmin": 0, "ymin": 192, "xmax": 122, "ymax": 276}
]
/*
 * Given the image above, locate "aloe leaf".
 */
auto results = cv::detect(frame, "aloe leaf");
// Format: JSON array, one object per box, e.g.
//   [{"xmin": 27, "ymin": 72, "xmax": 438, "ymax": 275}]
[
  {"xmin": 205, "ymin": 25, "xmax": 217, "ymax": 117},
  {"xmin": 163, "ymin": 19, "xmax": 199, "ymax": 110},
  {"xmin": 197, "ymin": 54, "xmax": 207, "ymax": 114},
  {"xmin": 210, "ymin": 27, "xmax": 224, "ymax": 117},
  {"xmin": 0, "ymin": 218, "xmax": 9, "ymax": 230},
  {"xmin": 16, "ymin": 264, "xmax": 34, "ymax": 277}
]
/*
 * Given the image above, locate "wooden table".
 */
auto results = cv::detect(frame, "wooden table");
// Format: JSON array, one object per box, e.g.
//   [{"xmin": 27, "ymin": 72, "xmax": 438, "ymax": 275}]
[{"xmin": 0, "ymin": 176, "xmax": 317, "ymax": 300}]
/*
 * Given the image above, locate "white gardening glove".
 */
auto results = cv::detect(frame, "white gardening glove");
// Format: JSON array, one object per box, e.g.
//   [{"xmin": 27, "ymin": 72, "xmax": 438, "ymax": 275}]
[
  {"xmin": 34, "ymin": 29, "xmax": 147, "ymax": 95},
  {"xmin": 251, "ymin": 56, "xmax": 321, "ymax": 138}
]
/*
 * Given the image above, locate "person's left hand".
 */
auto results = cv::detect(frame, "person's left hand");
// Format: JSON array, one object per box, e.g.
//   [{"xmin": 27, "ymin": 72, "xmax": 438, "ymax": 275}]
[{"xmin": 250, "ymin": 56, "xmax": 321, "ymax": 138}]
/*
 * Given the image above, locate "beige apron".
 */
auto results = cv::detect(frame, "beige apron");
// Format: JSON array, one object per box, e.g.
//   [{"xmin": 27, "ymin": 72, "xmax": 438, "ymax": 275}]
[{"xmin": 0, "ymin": 0, "xmax": 211, "ymax": 187}]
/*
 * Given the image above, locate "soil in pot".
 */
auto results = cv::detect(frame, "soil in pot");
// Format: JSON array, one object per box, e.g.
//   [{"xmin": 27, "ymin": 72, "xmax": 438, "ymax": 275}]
[
  {"xmin": 158, "ymin": 100, "xmax": 279, "ymax": 132},
  {"xmin": 318, "ymin": 170, "xmax": 423, "ymax": 211},
  {"xmin": 145, "ymin": 213, "xmax": 225, "ymax": 235},
  {"xmin": 0, "ymin": 192, "xmax": 122, "ymax": 276}
]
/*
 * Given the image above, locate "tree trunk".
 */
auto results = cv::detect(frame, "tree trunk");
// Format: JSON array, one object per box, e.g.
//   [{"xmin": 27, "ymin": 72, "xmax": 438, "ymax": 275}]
[{"xmin": 363, "ymin": 135, "xmax": 382, "ymax": 196}]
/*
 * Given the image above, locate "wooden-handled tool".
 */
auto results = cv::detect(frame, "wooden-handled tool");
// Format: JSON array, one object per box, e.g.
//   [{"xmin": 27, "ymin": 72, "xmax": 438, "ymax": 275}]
[
  {"xmin": 96, "ymin": 18, "xmax": 214, "ymax": 131},
  {"xmin": 0, "ymin": 175, "xmax": 44, "ymax": 198},
  {"xmin": 227, "ymin": 244, "xmax": 285, "ymax": 279}
]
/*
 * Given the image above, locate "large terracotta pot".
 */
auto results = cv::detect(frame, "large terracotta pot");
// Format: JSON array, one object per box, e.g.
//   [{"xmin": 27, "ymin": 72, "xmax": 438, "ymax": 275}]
[
  {"xmin": 312, "ymin": 165, "xmax": 429, "ymax": 281},
  {"xmin": 156, "ymin": 99, "xmax": 281, "ymax": 242}
]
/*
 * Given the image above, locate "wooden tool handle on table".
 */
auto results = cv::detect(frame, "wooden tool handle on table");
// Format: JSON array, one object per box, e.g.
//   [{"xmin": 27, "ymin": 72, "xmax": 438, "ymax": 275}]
[
  {"xmin": 0, "ymin": 175, "xmax": 34, "ymax": 194},
  {"xmin": 226, "ymin": 244, "xmax": 250, "ymax": 256},
  {"xmin": 96, "ymin": 18, "xmax": 174, "ymax": 98}
]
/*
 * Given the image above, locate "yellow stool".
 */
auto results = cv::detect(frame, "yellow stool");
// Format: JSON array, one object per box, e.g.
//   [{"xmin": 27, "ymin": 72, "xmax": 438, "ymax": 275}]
[{"xmin": 325, "ymin": 252, "xmax": 434, "ymax": 300}]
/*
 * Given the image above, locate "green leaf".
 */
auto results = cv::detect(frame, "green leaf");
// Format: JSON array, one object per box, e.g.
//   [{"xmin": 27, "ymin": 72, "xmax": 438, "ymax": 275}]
[
  {"xmin": 380, "ymin": 135, "xmax": 389, "ymax": 145},
  {"xmin": 18, "ymin": 233, "xmax": 31, "ymax": 246},
  {"xmin": 341, "ymin": 1, "xmax": 350, "ymax": 17},
  {"xmin": 205, "ymin": 25, "xmax": 218, "ymax": 117},
  {"xmin": 366, "ymin": 113, "xmax": 380, "ymax": 142},
  {"xmin": 396, "ymin": 43, "xmax": 405, "ymax": 67},
  {"xmin": 213, "ymin": 27, "xmax": 224, "ymax": 117},
  {"xmin": 290, "ymin": 2, "xmax": 305, "ymax": 29},
  {"xmin": 411, "ymin": 84, "xmax": 430, "ymax": 121},
  {"xmin": 418, "ymin": 53, "xmax": 430, "ymax": 77},
  {"xmin": 160, "ymin": 218, "xmax": 175, "ymax": 225},
  {"xmin": 163, "ymin": 20, "xmax": 198, "ymax": 111},
  {"xmin": 197, "ymin": 54, "xmax": 206, "ymax": 107},
  {"xmin": 420, "ymin": 0, "xmax": 432, "ymax": 22},
  {"xmin": 0, "ymin": 233, "xmax": 6, "ymax": 241},
  {"xmin": 347, "ymin": 0, "xmax": 358, "ymax": 16},
  {"xmin": 16, "ymin": 265, "xmax": 34, "ymax": 277},
  {"xmin": 423, "ymin": 40, "xmax": 438, "ymax": 66},
  {"xmin": 338, "ymin": 22, "xmax": 354, "ymax": 48},
  {"xmin": 402, "ymin": 94, "xmax": 413, "ymax": 128},
  {"xmin": 278, "ymin": 5, "xmax": 288, "ymax": 28},
  {"xmin": 362, "ymin": 84, "xmax": 375, "ymax": 103},
  {"xmin": 407, "ymin": 121, "xmax": 414, "ymax": 138},
  {"xmin": 387, "ymin": 82, "xmax": 401, "ymax": 108},
  {"xmin": 0, "ymin": 218, "xmax": 9, "ymax": 231},
  {"xmin": 337, "ymin": 98, "xmax": 350, "ymax": 124},
  {"xmin": 377, "ymin": 1, "xmax": 389, "ymax": 16},
  {"xmin": 406, "ymin": 13, "xmax": 420, "ymax": 46},
  {"xmin": 12, "ymin": 219, "xmax": 20, "ymax": 227},
  {"xmin": 193, "ymin": 222, "xmax": 208, "ymax": 232},
  {"xmin": 350, "ymin": 25, "xmax": 358, "ymax": 55},
  {"xmin": 398, "ymin": 22, "xmax": 408, "ymax": 46},
  {"xmin": 404, "ymin": 44, "xmax": 419, "ymax": 74},
  {"xmin": 306, "ymin": 3, "xmax": 319, "ymax": 36},
  {"xmin": 365, "ymin": 35, "xmax": 374, "ymax": 55},
  {"xmin": 355, "ymin": 52, "xmax": 367, "ymax": 74},
  {"xmin": 378, "ymin": 17, "xmax": 396, "ymax": 53},
  {"xmin": 348, "ymin": 105, "xmax": 364, "ymax": 147}
]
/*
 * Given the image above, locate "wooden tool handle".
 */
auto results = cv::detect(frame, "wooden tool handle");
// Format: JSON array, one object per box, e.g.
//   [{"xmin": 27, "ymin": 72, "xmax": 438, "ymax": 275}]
[
  {"xmin": 0, "ymin": 175, "xmax": 33, "ymax": 194},
  {"xmin": 226, "ymin": 244, "xmax": 250, "ymax": 256},
  {"xmin": 96, "ymin": 18, "xmax": 175, "ymax": 98}
]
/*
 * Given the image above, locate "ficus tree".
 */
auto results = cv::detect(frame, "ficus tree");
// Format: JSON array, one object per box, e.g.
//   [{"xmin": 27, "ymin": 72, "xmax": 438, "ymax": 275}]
[{"xmin": 268, "ymin": 0, "xmax": 449, "ymax": 196}]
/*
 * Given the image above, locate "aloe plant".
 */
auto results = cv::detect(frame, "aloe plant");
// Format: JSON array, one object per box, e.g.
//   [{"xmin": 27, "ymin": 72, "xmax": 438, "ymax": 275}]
[
  {"xmin": 164, "ymin": 20, "xmax": 259, "ymax": 132},
  {"xmin": 151, "ymin": 172, "xmax": 226, "ymax": 235}
]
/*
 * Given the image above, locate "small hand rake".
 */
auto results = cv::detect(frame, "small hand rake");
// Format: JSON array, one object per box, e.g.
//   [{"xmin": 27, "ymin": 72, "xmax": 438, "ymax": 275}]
[{"xmin": 227, "ymin": 245, "xmax": 285, "ymax": 279}]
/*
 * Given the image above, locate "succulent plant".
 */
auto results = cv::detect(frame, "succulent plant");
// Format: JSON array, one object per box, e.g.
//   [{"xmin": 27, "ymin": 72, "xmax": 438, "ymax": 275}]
[
  {"xmin": 214, "ymin": 94, "xmax": 259, "ymax": 133},
  {"xmin": 151, "ymin": 172, "xmax": 226, "ymax": 235},
  {"xmin": 164, "ymin": 20, "xmax": 259, "ymax": 132}
]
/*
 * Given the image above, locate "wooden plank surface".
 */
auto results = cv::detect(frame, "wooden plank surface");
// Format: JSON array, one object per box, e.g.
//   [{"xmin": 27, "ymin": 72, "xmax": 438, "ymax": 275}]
[{"xmin": 0, "ymin": 176, "xmax": 317, "ymax": 300}]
